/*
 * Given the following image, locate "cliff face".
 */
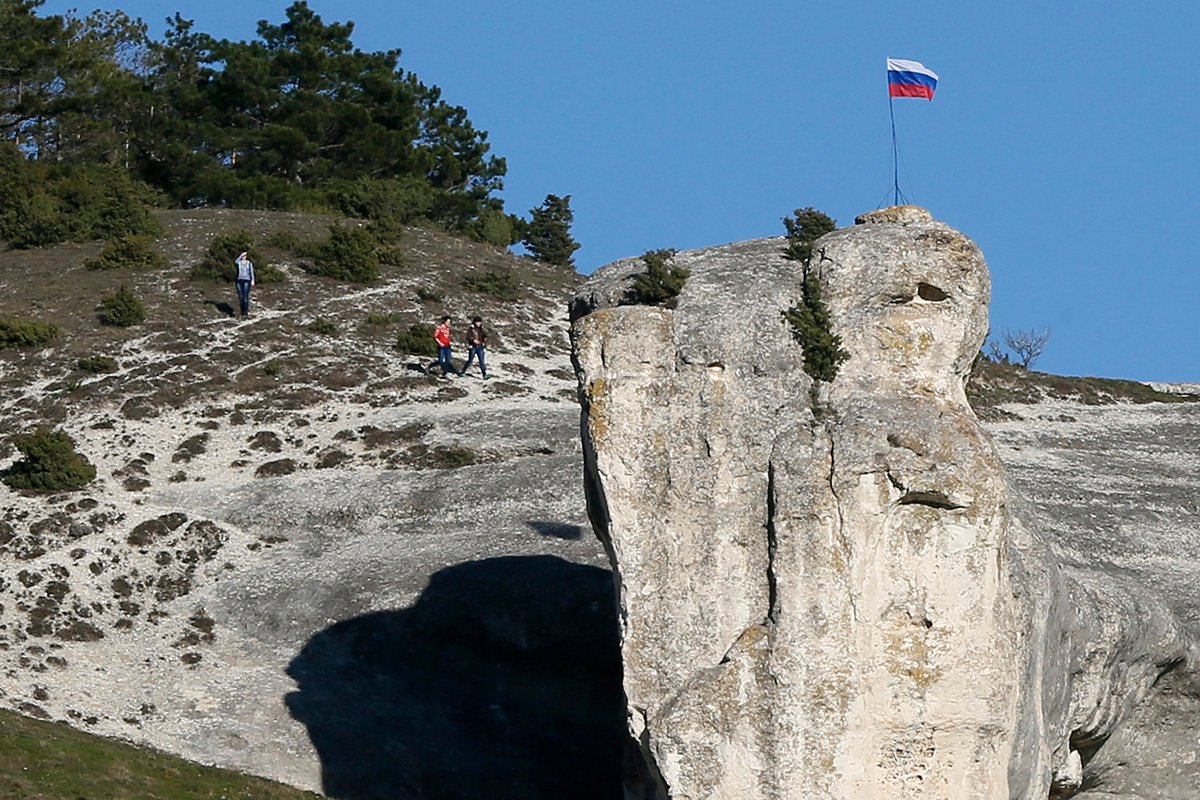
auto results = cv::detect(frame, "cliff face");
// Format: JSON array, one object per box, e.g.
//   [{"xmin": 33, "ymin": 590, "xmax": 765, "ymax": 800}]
[{"xmin": 571, "ymin": 207, "xmax": 1197, "ymax": 799}]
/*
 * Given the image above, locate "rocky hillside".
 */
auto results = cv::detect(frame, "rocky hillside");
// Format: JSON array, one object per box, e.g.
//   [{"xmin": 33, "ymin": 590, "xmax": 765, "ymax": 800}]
[{"xmin": 1, "ymin": 211, "xmax": 1198, "ymax": 799}]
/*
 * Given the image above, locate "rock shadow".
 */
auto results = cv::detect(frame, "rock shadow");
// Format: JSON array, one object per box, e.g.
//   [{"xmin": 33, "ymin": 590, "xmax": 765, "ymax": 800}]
[
  {"xmin": 526, "ymin": 520, "xmax": 586, "ymax": 540},
  {"xmin": 286, "ymin": 555, "xmax": 624, "ymax": 800}
]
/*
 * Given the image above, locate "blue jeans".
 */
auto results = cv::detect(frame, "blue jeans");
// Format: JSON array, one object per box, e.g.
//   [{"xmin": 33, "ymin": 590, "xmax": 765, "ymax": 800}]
[
  {"xmin": 437, "ymin": 345, "xmax": 453, "ymax": 375},
  {"xmin": 236, "ymin": 280, "xmax": 252, "ymax": 316},
  {"xmin": 463, "ymin": 345, "xmax": 486, "ymax": 376}
]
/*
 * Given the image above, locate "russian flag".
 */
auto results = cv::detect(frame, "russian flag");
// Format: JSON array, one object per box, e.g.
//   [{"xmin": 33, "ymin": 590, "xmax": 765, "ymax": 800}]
[{"xmin": 887, "ymin": 58, "xmax": 938, "ymax": 101}]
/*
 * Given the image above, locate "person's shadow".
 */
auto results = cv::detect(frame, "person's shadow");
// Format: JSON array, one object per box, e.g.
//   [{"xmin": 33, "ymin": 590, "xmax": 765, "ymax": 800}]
[{"xmin": 285, "ymin": 555, "xmax": 625, "ymax": 800}]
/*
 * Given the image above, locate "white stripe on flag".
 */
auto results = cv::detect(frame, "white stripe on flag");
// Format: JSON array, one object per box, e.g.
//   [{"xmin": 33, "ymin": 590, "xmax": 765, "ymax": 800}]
[{"xmin": 887, "ymin": 58, "xmax": 938, "ymax": 80}]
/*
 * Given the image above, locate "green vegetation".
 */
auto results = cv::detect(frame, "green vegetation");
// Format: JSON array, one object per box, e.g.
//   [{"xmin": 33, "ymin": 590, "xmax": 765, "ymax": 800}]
[
  {"xmin": 462, "ymin": 267, "xmax": 520, "ymax": 301},
  {"xmin": 396, "ymin": 323, "xmax": 438, "ymax": 357},
  {"xmin": 624, "ymin": 248, "xmax": 689, "ymax": 307},
  {"xmin": 783, "ymin": 268, "xmax": 849, "ymax": 383},
  {"xmin": 263, "ymin": 360, "xmax": 283, "ymax": 377},
  {"xmin": 190, "ymin": 231, "xmax": 284, "ymax": 283},
  {"xmin": 522, "ymin": 194, "xmax": 579, "ymax": 269},
  {"xmin": 76, "ymin": 355, "xmax": 119, "ymax": 373},
  {"xmin": 97, "ymin": 284, "xmax": 146, "ymax": 327},
  {"xmin": 307, "ymin": 318, "xmax": 338, "ymax": 336},
  {"xmin": 1, "ymin": 427, "xmax": 97, "ymax": 492},
  {"xmin": 416, "ymin": 288, "xmax": 444, "ymax": 304},
  {"xmin": 0, "ymin": 317, "xmax": 59, "ymax": 349},
  {"xmin": 0, "ymin": 708, "xmax": 319, "ymax": 799},
  {"xmin": 0, "ymin": 1, "xmax": 509, "ymax": 245},
  {"xmin": 83, "ymin": 235, "xmax": 166, "ymax": 271},
  {"xmin": 311, "ymin": 224, "xmax": 379, "ymax": 283},
  {"xmin": 782, "ymin": 207, "xmax": 837, "ymax": 264}
]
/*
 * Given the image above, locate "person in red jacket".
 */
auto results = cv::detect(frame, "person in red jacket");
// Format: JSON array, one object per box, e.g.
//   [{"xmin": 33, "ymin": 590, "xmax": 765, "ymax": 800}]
[{"xmin": 433, "ymin": 315, "xmax": 454, "ymax": 376}]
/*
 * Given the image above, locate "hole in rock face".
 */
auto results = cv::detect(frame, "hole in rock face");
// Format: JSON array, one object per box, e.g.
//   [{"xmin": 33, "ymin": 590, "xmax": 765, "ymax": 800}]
[{"xmin": 916, "ymin": 283, "xmax": 949, "ymax": 302}]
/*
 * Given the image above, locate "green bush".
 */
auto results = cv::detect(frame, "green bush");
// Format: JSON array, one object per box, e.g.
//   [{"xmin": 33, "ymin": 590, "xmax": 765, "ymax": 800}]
[
  {"xmin": 364, "ymin": 312, "xmax": 402, "ymax": 327},
  {"xmin": 76, "ymin": 355, "xmax": 119, "ymax": 373},
  {"xmin": 0, "ymin": 156, "xmax": 161, "ymax": 249},
  {"xmin": 624, "ymin": 249, "xmax": 689, "ymax": 307},
  {"xmin": 782, "ymin": 207, "xmax": 837, "ymax": 264},
  {"xmin": 327, "ymin": 176, "xmax": 435, "ymax": 233},
  {"xmin": 415, "ymin": 288, "xmax": 444, "ymax": 304},
  {"xmin": 191, "ymin": 231, "xmax": 284, "ymax": 283},
  {"xmin": 263, "ymin": 231, "xmax": 303, "ymax": 251},
  {"xmin": 522, "ymin": 194, "xmax": 580, "ymax": 269},
  {"xmin": 470, "ymin": 208, "xmax": 521, "ymax": 247},
  {"xmin": 462, "ymin": 268, "xmax": 519, "ymax": 301},
  {"xmin": 311, "ymin": 224, "xmax": 380, "ymax": 283},
  {"xmin": 396, "ymin": 323, "xmax": 438, "ymax": 357},
  {"xmin": 97, "ymin": 284, "xmax": 146, "ymax": 327},
  {"xmin": 783, "ymin": 269, "xmax": 849, "ymax": 383},
  {"xmin": 0, "ymin": 318, "xmax": 59, "ymax": 349},
  {"xmin": 1, "ymin": 428, "xmax": 97, "ymax": 492},
  {"xmin": 308, "ymin": 318, "xmax": 339, "ymax": 336},
  {"xmin": 84, "ymin": 235, "xmax": 166, "ymax": 271}
]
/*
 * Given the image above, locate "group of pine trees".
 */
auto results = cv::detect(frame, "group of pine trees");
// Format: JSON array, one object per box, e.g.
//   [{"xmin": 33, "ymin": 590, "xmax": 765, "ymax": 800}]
[{"xmin": 0, "ymin": 0, "xmax": 581, "ymax": 266}]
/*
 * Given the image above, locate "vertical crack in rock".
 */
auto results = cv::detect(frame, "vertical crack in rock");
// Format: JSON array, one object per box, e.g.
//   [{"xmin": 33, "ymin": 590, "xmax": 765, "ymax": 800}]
[
  {"xmin": 824, "ymin": 427, "xmax": 857, "ymax": 623},
  {"xmin": 765, "ymin": 461, "xmax": 780, "ymax": 625}
]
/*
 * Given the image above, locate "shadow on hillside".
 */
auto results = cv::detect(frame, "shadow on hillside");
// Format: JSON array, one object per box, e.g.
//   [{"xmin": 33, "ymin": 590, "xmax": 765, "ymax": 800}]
[
  {"xmin": 203, "ymin": 299, "xmax": 236, "ymax": 317},
  {"xmin": 285, "ymin": 555, "xmax": 624, "ymax": 800}
]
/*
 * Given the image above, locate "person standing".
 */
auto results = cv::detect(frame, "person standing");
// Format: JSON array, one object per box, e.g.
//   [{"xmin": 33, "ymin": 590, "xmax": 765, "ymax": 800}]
[
  {"xmin": 235, "ymin": 251, "xmax": 255, "ymax": 319},
  {"xmin": 461, "ymin": 316, "xmax": 488, "ymax": 378},
  {"xmin": 433, "ymin": 315, "xmax": 455, "ymax": 376}
]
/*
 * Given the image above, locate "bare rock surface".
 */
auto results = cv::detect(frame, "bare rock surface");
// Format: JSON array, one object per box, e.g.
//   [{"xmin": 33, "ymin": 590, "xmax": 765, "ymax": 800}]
[{"xmin": 571, "ymin": 211, "xmax": 1199, "ymax": 799}]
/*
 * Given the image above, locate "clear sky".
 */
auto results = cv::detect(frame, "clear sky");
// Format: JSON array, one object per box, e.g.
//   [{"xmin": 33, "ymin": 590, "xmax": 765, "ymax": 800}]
[{"xmin": 41, "ymin": 0, "xmax": 1200, "ymax": 380}]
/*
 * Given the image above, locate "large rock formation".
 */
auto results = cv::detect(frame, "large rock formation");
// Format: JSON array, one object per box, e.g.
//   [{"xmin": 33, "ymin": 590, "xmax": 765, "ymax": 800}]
[{"xmin": 571, "ymin": 207, "xmax": 1197, "ymax": 798}]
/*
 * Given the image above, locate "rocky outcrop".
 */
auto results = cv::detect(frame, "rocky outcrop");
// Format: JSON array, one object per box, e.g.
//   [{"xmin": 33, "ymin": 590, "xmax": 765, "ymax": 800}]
[{"xmin": 571, "ymin": 208, "xmax": 1197, "ymax": 798}]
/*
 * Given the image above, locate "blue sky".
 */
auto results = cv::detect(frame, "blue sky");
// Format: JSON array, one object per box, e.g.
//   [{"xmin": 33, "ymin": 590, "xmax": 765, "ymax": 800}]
[{"xmin": 42, "ymin": 1, "xmax": 1200, "ymax": 380}]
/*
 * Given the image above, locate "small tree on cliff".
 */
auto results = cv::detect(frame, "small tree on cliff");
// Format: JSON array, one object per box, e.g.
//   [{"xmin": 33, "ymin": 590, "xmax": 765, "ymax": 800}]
[
  {"xmin": 782, "ymin": 207, "xmax": 837, "ymax": 265},
  {"xmin": 522, "ymin": 194, "xmax": 580, "ymax": 269}
]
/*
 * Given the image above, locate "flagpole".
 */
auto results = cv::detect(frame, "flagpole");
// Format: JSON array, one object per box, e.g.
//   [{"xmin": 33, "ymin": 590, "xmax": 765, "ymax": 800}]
[{"xmin": 889, "ymin": 96, "xmax": 900, "ymax": 206}]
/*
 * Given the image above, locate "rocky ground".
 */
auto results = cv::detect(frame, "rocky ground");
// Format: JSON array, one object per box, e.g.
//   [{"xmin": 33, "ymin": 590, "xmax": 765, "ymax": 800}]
[{"xmin": 1, "ymin": 218, "xmax": 1197, "ymax": 798}]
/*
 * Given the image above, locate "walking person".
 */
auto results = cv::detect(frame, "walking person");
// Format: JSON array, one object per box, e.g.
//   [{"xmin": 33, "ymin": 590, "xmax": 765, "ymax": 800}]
[
  {"xmin": 461, "ymin": 316, "xmax": 488, "ymax": 378},
  {"xmin": 234, "ymin": 251, "xmax": 255, "ymax": 319},
  {"xmin": 433, "ymin": 315, "xmax": 455, "ymax": 377}
]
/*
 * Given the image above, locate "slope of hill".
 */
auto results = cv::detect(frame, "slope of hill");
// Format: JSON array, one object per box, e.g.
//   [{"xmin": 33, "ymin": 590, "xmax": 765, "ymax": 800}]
[{"xmin": 0, "ymin": 211, "xmax": 624, "ymax": 796}]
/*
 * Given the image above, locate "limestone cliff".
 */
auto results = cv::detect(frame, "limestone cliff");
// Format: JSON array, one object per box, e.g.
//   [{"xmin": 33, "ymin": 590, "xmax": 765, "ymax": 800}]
[{"xmin": 571, "ymin": 207, "xmax": 1196, "ymax": 799}]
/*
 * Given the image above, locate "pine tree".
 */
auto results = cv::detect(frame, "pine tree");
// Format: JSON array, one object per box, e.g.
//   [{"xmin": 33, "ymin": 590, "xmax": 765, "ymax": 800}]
[
  {"xmin": 522, "ymin": 194, "xmax": 580, "ymax": 269},
  {"xmin": 782, "ymin": 207, "xmax": 837, "ymax": 264}
]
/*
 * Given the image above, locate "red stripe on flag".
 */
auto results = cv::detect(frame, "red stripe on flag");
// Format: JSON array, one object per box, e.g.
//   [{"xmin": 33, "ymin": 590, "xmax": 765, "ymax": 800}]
[{"xmin": 889, "ymin": 83, "xmax": 934, "ymax": 100}]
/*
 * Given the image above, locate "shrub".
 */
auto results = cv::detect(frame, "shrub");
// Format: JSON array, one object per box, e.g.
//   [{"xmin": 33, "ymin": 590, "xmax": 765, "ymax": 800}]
[
  {"xmin": 84, "ymin": 235, "xmax": 166, "ymax": 271},
  {"xmin": 327, "ymin": 177, "xmax": 435, "ymax": 231},
  {"xmin": 0, "ymin": 318, "xmax": 59, "ymax": 349},
  {"xmin": 263, "ymin": 360, "xmax": 283, "ymax": 377},
  {"xmin": 416, "ymin": 288, "xmax": 444, "ymax": 304},
  {"xmin": 77, "ymin": 355, "xmax": 119, "ymax": 373},
  {"xmin": 396, "ymin": 323, "xmax": 438, "ymax": 357},
  {"xmin": 783, "ymin": 268, "xmax": 849, "ymax": 383},
  {"xmin": 191, "ymin": 231, "xmax": 284, "ymax": 283},
  {"xmin": 1, "ymin": 428, "xmax": 97, "ymax": 492},
  {"xmin": 470, "ymin": 208, "xmax": 521, "ymax": 247},
  {"xmin": 462, "ymin": 268, "xmax": 519, "ymax": 301},
  {"xmin": 364, "ymin": 312, "xmax": 402, "ymax": 327},
  {"xmin": 263, "ymin": 231, "xmax": 303, "ymax": 251},
  {"xmin": 97, "ymin": 284, "xmax": 146, "ymax": 327},
  {"xmin": 311, "ymin": 224, "xmax": 380, "ymax": 283},
  {"xmin": 308, "ymin": 318, "xmax": 339, "ymax": 336},
  {"xmin": 782, "ymin": 207, "xmax": 837, "ymax": 264},
  {"xmin": 624, "ymin": 249, "xmax": 689, "ymax": 307}
]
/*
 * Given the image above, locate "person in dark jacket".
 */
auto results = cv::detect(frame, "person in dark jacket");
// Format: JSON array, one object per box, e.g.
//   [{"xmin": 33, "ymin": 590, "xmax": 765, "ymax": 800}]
[{"xmin": 460, "ymin": 316, "xmax": 488, "ymax": 378}]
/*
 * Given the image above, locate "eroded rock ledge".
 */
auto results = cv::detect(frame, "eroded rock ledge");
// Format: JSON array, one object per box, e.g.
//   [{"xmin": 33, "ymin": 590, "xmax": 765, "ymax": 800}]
[{"xmin": 571, "ymin": 208, "xmax": 1197, "ymax": 799}]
